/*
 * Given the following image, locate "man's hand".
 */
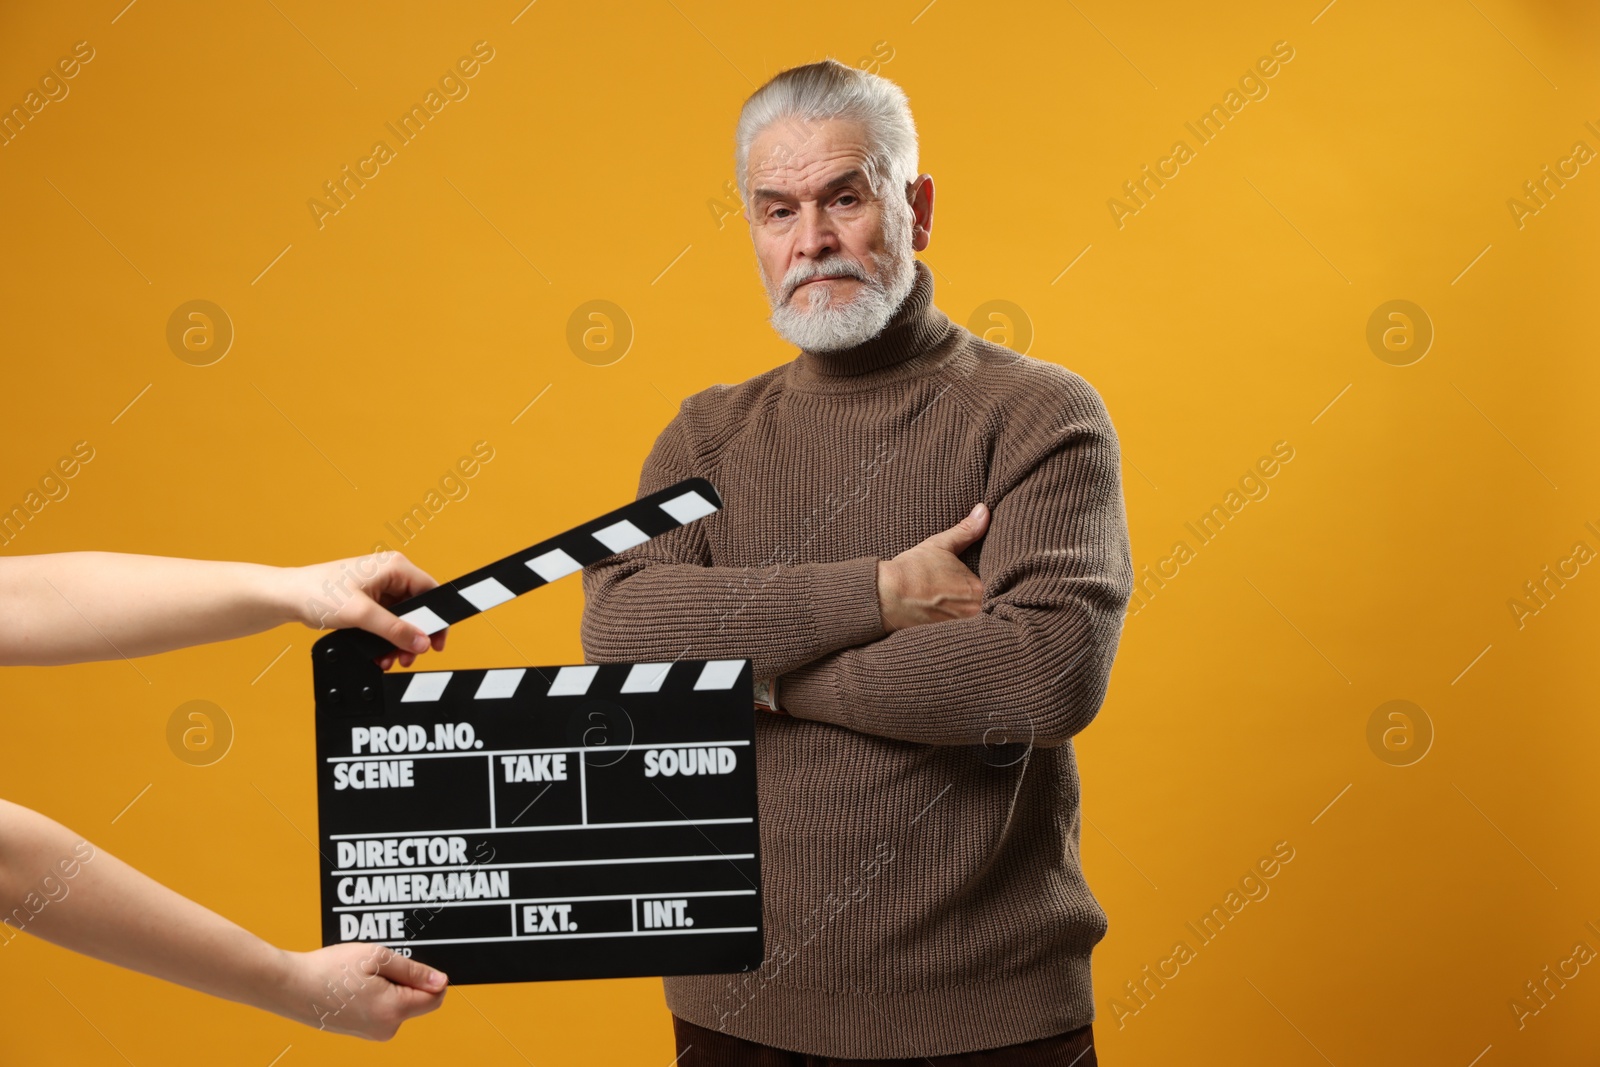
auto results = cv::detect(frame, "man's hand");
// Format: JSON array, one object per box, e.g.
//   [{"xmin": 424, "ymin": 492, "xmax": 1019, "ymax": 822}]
[
  {"xmin": 284, "ymin": 553, "xmax": 448, "ymax": 670},
  {"xmin": 278, "ymin": 943, "xmax": 448, "ymax": 1040},
  {"xmin": 876, "ymin": 502, "xmax": 989, "ymax": 633}
]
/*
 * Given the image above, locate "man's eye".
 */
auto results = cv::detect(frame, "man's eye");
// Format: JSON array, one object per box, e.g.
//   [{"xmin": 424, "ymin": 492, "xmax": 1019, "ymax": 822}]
[
  {"xmin": 835, "ymin": 194, "xmax": 857, "ymax": 207},
  {"xmin": 770, "ymin": 207, "xmax": 793, "ymax": 220}
]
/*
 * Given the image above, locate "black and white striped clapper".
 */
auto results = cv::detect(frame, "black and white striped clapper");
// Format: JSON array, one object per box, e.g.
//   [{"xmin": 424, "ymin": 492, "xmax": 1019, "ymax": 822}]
[{"xmin": 311, "ymin": 477, "xmax": 761, "ymax": 985}]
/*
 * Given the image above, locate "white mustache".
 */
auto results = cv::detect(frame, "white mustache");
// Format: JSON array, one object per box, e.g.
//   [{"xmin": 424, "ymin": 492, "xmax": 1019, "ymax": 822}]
[{"xmin": 782, "ymin": 263, "xmax": 871, "ymax": 301}]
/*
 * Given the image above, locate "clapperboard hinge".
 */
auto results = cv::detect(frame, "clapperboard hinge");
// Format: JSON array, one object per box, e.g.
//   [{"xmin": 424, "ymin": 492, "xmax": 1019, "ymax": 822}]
[{"xmin": 311, "ymin": 476, "xmax": 726, "ymax": 705}]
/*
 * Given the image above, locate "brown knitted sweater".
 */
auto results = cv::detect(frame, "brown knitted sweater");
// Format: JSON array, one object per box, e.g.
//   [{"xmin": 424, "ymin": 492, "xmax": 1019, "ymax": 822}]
[{"xmin": 579, "ymin": 258, "xmax": 1134, "ymax": 1058}]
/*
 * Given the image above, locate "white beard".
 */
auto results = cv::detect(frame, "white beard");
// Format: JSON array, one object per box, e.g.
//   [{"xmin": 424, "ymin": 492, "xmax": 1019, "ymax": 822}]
[{"xmin": 763, "ymin": 199, "xmax": 919, "ymax": 352}]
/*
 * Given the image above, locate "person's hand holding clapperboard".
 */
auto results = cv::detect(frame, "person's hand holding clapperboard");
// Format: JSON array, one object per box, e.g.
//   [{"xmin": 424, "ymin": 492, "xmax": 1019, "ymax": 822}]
[{"xmin": 0, "ymin": 549, "xmax": 453, "ymax": 1039}]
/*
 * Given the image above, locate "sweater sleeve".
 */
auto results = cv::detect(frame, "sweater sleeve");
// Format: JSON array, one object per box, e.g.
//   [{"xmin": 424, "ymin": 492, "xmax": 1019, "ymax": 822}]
[
  {"xmin": 778, "ymin": 382, "xmax": 1134, "ymax": 747},
  {"xmin": 579, "ymin": 400, "xmax": 888, "ymax": 679}
]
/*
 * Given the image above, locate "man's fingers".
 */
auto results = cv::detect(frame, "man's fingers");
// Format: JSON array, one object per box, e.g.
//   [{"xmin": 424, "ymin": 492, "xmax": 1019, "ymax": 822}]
[{"xmin": 920, "ymin": 502, "xmax": 989, "ymax": 553}]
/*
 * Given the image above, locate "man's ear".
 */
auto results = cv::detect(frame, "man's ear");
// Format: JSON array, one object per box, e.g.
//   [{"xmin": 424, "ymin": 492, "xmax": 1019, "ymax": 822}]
[{"xmin": 909, "ymin": 174, "xmax": 934, "ymax": 251}]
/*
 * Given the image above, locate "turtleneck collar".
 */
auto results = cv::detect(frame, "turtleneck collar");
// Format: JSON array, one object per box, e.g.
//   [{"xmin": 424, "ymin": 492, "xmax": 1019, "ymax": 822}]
[{"xmin": 784, "ymin": 259, "xmax": 957, "ymax": 395}]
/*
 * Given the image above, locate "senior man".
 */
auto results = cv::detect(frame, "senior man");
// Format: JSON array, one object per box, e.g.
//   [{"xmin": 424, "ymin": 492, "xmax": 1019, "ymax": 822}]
[{"xmin": 580, "ymin": 58, "xmax": 1132, "ymax": 1065}]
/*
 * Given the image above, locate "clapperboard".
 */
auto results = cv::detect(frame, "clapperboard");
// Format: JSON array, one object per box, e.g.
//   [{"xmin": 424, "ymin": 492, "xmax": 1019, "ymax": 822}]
[{"xmin": 310, "ymin": 477, "xmax": 762, "ymax": 984}]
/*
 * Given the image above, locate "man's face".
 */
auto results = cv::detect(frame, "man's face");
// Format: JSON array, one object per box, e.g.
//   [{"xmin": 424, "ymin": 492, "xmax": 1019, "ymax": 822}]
[{"xmin": 743, "ymin": 116, "xmax": 924, "ymax": 351}]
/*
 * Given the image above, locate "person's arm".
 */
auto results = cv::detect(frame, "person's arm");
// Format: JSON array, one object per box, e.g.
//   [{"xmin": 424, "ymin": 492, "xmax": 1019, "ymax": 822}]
[
  {"xmin": 779, "ymin": 385, "xmax": 1134, "ymax": 747},
  {"xmin": 580, "ymin": 402, "xmax": 888, "ymax": 679},
  {"xmin": 0, "ymin": 551, "xmax": 447, "ymax": 670},
  {"xmin": 0, "ymin": 799, "xmax": 445, "ymax": 1039}
]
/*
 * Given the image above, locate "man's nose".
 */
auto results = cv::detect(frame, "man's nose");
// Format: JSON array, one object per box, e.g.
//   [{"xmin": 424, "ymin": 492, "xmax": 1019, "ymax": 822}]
[{"xmin": 792, "ymin": 202, "xmax": 838, "ymax": 260}]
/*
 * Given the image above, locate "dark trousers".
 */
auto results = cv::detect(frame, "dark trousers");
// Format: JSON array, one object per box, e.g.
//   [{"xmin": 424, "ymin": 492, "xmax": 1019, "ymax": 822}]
[{"xmin": 672, "ymin": 1015, "xmax": 1097, "ymax": 1067}]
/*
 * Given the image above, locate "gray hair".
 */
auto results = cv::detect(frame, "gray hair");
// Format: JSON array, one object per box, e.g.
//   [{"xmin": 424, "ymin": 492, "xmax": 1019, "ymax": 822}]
[{"xmin": 734, "ymin": 57, "xmax": 919, "ymax": 209}]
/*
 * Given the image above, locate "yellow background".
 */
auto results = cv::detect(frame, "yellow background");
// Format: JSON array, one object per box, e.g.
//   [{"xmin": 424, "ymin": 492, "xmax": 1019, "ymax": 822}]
[{"xmin": 2, "ymin": 1, "xmax": 1597, "ymax": 1063}]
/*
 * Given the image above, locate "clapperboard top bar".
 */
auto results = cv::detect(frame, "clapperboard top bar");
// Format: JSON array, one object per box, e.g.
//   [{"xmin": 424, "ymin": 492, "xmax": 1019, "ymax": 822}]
[{"xmin": 312, "ymin": 476, "xmax": 722, "ymax": 704}]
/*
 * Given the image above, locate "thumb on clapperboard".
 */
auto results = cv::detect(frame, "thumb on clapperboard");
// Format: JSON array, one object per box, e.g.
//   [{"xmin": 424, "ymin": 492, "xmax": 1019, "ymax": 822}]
[
  {"xmin": 348, "ymin": 595, "xmax": 434, "ymax": 654},
  {"xmin": 374, "ymin": 952, "xmax": 450, "ymax": 1019},
  {"xmin": 375, "ymin": 951, "xmax": 449, "ymax": 993}
]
